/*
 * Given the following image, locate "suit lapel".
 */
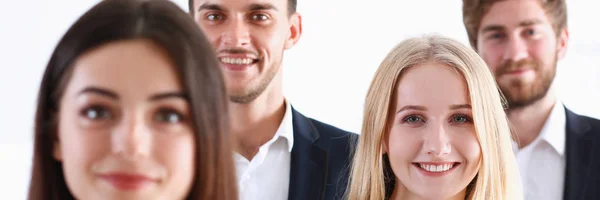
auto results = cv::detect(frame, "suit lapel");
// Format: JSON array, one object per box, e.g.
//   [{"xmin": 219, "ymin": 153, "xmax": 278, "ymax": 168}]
[
  {"xmin": 563, "ymin": 107, "xmax": 592, "ymax": 200},
  {"xmin": 288, "ymin": 108, "xmax": 329, "ymax": 200}
]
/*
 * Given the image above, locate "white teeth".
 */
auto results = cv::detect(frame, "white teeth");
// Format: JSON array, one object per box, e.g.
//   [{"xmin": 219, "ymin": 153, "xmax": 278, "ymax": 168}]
[
  {"xmin": 220, "ymin": 57, "xmax": 254, "ymax": 65},
  {"xmin": 419, "ymin": 163, "xmax": 454, "ymax": 172}
]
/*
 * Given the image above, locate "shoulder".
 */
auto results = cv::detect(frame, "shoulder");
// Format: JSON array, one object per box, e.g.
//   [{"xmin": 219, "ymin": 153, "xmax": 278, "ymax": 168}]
[
  {"xmin": 309, "ymin": 117, "xmax": 355, "ymax": 138},
  {"xmin": 289, "ymin": 106, "xmax": 358, "ymax": 154},
  {"xmin": 566, "ymin": 107, "xmax": 600, "ymax": 132},
  {"xmin": 582, "ymin": 115, "xmax": 600, "ymax": 129},
  {"xmin": 565, "ymin": 107, "xmax": 600, "ymax": 145},
  {"xmin": 307, "ymin": 117, "xmax": 358, "ymax": 154},
  {"xmin": 290, "ymin": 106, "xmax": 358, "ymax": 141},
  {"xmin": 581, "ymin": 115, "xmax": 600, "ymax": 141}
]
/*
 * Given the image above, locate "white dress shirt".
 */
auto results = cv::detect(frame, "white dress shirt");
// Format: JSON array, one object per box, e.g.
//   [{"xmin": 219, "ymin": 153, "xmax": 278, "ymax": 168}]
[
  {"xmin": 234, "ymin": 101, "xmax": 294, "ymax": 200},
  {"xmin": 515, "ymin": 101, "xmax": 566, "ymax": 200}
]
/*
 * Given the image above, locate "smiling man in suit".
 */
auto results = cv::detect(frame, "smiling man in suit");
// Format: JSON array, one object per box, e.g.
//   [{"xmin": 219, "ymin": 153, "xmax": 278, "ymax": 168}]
[
  {"xmin": 188, "ymin": 0, "xmax": 356, "ymax": 199},
  {"xmin": 462, "ymin": 0, "xmax": 600, "ymax": 199}
]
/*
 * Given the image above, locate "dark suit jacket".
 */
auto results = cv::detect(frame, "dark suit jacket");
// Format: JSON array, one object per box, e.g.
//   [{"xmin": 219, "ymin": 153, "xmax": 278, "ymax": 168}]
[
  {"xmin": 287, "ymin": 107, "xmax": 358, "ymax": 200},
  {"xmin": 563, "ymin": 107, "xmax": 600, "ymax": 200}
]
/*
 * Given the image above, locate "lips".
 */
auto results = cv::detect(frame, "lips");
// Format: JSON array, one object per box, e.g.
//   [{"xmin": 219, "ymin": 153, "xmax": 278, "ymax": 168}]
[
  {"xmin": 412, "ymin": 162, "xmax": 460, "ymax": 177},
  {"xmin": 497, "ymin": 59, "xmax": 539, "ymax": 76},
  {"xmin": 416, "ymin": 163, "xmax": 456, "ymax": 172},
  {"xmin": 217, "ymin": 56, "xmax": 260, "ymax": 71},
  {"xmin": 220, "ymin": 57, "xmax": 255, "ymax": 65},
  {"xmin": 98, "ymin": 173, "xmax": 157, "ymax": 190},
  {"xmin": 505, "ymin": 68, "xmax": 532, "ymax": 75}
]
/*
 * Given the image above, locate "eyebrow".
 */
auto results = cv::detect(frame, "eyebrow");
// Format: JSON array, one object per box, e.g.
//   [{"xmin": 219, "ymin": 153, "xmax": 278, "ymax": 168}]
[
  {"xmin": 149, "ymin": 92, "xmax": 188, "ymax": 101},
  {"xmin": 78, "ymin": 87, "xmax": 118, "ymax": 99},
  {"xmin": 396, "ymin": 105, "xmax": 427, "ymax": 114},
  {"xmin": 481, "ymin": 19, "xmax": 544, "ymax": 34},
  {"xmin": 449, "ymin": 104, "xmax": 472, "ymax": 110},
  {"xmin": 248, "ymin": 3, "xmax": 278, "ymax": 11},
  {"xmin": 480, "ymin": 25, "xmax": 505, "ymax": 34},
  {"xmin": 396, "ymin": 104, "xmax": 471, "ymax": 114},
  {"xmin": 77, "ymin": 87, "xmax": 187, "ymax": 101},
  {"xmin": 197, "ymin": 2, "xmax": 278, "ymax": 12},
  {"xmin": 197, "ymin": 3, "xmax": 225, "ymax": 12},
  {"xmin": 518, "ymin": 19, "xmax": 543, "ymax": 27}
]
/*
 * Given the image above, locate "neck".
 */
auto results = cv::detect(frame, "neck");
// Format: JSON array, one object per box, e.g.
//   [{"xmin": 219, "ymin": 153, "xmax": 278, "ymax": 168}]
[
  {"xmin": 507, "ymin": 90, "xmax": 556, "ymax": 149},
  {"xmin": 229, "ymin": 74, "xmax": 285, "ymax": 161},
  {"xmin": 391, "ymin": 182, "xmax": 466, "ymax": 200}
]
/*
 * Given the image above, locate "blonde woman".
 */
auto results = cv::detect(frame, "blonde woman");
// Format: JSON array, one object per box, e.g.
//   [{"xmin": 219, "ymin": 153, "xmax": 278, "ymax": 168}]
[{"xmin": 346, "ymin": 35, "xmax": 523, "ymax": 200}]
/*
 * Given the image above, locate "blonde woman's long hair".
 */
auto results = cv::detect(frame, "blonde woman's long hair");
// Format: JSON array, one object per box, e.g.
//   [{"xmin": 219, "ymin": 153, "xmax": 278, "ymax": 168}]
[{"xmin": 346, "ymin": 35, "xmax": 522, "ymax": 200}]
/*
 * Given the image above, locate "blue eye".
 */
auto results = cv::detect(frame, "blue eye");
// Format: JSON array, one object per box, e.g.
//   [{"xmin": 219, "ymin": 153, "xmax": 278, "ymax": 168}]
[
  {"xmin": 451, "ymin": 115, "xmax": 472, "ymax": 123},
  {"xmin": 402, "ymin": 115, "xmax": 424, "ymax": 123},
  {"xmin": 490, "ymin": 33, "xmax": 504, "ymax": 39}
]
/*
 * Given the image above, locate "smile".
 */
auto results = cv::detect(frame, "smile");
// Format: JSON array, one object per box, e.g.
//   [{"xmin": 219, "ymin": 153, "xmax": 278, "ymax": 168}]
[
  {"xmin": 413, "ymin": 162, "xmax": 460, "ymax": 175},
  {"xmin": 219, "ymin": 57, "xmax": 259, "ymax": 65},
  {"xmin": 418, "ymin": 163, "xmax": 454, "ymax": 172}
]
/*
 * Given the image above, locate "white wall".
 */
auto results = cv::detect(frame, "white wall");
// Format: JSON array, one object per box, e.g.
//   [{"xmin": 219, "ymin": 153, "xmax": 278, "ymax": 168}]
[{"xmin": 2, "ymin": 0, "xmax": 599, "ymax": 199}]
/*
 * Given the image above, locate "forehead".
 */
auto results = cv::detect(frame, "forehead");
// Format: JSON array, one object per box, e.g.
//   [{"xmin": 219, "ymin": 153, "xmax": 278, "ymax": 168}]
[
  {"xmin": 396, "ymin": 63, "xmax": 469, "ymax": 106},
  {"xmin": 193, "ymin": 0, "xmax": 288, "ymax": 11},
  {"xmin": 68, "ymin": 40, "xmax": 181, "ymax": 96},
  {"xmin": 481, "ymin": 0, "xmax": 551, "ymax": 28}
]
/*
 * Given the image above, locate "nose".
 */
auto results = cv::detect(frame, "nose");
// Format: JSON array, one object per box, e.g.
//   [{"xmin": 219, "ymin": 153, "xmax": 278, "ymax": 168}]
[
  {"xmin": 423, "ymin": 123, "xmax": 452, "ymax": 156},
  {"xmin": 503, "ymin": 35, "xmax": 529, "ymax": 62},
  {"xmin": 112, "ymin": 114, "xmax": 151, "ymax": 157},
  {"xmin": 220, "ymin": 17, "xmax": 250, "ymax": 48}
]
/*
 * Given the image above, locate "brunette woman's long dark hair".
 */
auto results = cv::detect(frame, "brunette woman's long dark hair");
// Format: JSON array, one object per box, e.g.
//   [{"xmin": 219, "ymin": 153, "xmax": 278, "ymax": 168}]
[{"xmin": 28, "ymin": 0, "xmax": 236, "ymax": 199}]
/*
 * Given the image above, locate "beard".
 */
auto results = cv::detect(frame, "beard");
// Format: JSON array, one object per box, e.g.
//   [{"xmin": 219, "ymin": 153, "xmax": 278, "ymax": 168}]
[
  {"xmin": 229, "ymin": 58, "xmax": 281, "ymax": 104},
  {"xmin": 495, "ymin": 56, "xmax": 557, "ymax": 110}
]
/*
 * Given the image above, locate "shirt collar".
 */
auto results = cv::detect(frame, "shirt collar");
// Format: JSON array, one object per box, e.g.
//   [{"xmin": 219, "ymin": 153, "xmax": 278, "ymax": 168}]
[
  {"xmin": 538, "ymin": 100, "xmax": 567, "ymax": 156},
  {"xmin": 233, "ymin": 100, "xmax": 295, "ymax": 161},
  {"xmin": 274, "ymin": 100, "xmax": 294, "ymax": 152}
]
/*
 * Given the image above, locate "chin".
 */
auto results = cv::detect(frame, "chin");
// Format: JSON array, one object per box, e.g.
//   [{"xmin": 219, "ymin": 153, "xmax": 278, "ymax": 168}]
[
  {"xmin": 418, "ymin": 193, "xmax": 457, "ymax": 200},
  {"xmin": 414, "ymin": 187, "xmax": 462, "ymax": 200},
  {"xmin": 227, "ymin": 85, "xmax": 250, "ymax": 95},
  {"xmin": 102, "ymin": 193, "xmax": 156, "ymax": 200}
]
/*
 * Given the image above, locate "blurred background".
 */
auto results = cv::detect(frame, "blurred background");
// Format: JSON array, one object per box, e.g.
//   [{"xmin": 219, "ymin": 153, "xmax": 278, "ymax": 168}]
[{"xmin": 1, "ymin": 0, "xmax": 599, "ymax": 199}]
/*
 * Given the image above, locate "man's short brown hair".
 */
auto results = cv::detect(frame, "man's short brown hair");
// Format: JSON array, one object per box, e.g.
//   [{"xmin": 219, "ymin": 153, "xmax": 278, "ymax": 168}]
[
  {"xmin": 188, "ymin": 0, "xmax": 297, "ymax": 16},
  {"xmin": 462, "ymin": 0, "xmax": 568, "ymax": 50}
]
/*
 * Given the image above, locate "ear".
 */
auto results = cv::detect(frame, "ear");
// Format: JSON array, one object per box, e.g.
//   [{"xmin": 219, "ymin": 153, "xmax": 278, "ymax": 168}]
[
  {"xmin": 284, "ymin": 13, "xmax": 302, "ymax": 50},
  {"xmin": 556, "ymin": 27, "xmax": 569, "ymax": 60}
]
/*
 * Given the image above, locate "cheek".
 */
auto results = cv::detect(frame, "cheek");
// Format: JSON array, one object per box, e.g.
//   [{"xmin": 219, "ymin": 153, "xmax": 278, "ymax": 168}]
[
  {"xmin": 387, "ymin": 128, "xmax": 420, "ymax": 169},
  {"xmin": 455, "ymin": 131, "xmax": 481, "ymax": 168},
  {"xmin": 481, "ymin": 45, "xmax": 504, "ymax": 70},
  {"xmin": 58, "ymin": 112, "xmax": 111, "ymax": 167},
  {"xmin": 154, "ymin": 133, "xmax": 196, "ymax": 186},
  {"xmin": 207, "ymin": 30, "xmax": 222, "ymax": 45},
  {"xmin": 528, "ymin": 39, "xmax": 557, "ymax": 64},
  {"xmin": 196, "ymin": 24, "xmax": 223, "ymax": 47},
  {"xmin": 57, "ymin": 112, "xmax": 112, "ymax": 194},
  {"xmin": 255, "ymin": 27, "xmax": 288, "ymax": 50}
]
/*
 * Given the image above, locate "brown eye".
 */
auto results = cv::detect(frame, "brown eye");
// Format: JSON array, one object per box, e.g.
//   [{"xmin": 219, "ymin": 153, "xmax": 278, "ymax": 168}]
[
  {"xmin": 251, "ymin": 13, "xmax": 269, "ymax": 21},
  {"xmin": 80, "ymin": 105, "xmax": 112, "ymax": 120},
  {"xmin": 154, "ymin": 108, "xmax": 184, "ymax": 124}
]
